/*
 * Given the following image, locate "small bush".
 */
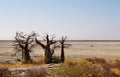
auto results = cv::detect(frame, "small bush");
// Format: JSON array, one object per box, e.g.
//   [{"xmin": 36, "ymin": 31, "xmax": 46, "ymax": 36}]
[
  {"xmin": 0, "ymin": 68, "xmax": 11, "ymax": 77},
  {"xmin": 52, "ymin": 56, "xmax": 61, "ymax": 63},
  {"xmin": 111, "ymin": 59, "xmax": 120, "ymax": 68},
  {"xmin": 26, "ymin": 68, "xmax": 47, "ymax": 77},
  {"xmin": 32, "ymin": 58, "xmax": 45, "ymax": 64},
  {"xmin": 85, "ymin": 57, "xmax": 107, "ymax": 64},
  {"xmin": 65, "ymin": 61, "xmax": 77, "ymax": 66}
]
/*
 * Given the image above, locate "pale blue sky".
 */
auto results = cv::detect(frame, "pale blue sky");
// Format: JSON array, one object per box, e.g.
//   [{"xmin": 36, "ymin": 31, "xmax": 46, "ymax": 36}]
[{"xmin": 0, "ymin": 0, "xmax": 120, "ymax": 40}]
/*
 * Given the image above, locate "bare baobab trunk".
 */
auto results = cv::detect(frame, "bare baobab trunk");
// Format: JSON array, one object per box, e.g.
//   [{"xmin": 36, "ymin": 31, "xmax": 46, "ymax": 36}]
[
  {"xmin": 59, "ymin": 36, "xmax": 71, "ymax": 63},
  {"xmin": 22, "ymin": 49, "xmax": 31, "ymax": 63},
  {"xmin": 14, "ymin": 31, "xmax": 36, "ymax": 63},
  {"xmin": 61, "ymin": 43, "xmax": 65, "ymax": 63},
  {"xmin": 45, "ymin": 47, "xmax": 52, "ymax": 64},
  {"xmin": 35, "ymin": 34, "xmax": 56, "ymax": 64}
]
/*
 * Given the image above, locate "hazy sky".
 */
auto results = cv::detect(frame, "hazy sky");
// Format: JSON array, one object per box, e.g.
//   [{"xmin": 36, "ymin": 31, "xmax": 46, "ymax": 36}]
[{"xmin": 0, "ymin": 0, "xmax": 120, "ymax": 40}]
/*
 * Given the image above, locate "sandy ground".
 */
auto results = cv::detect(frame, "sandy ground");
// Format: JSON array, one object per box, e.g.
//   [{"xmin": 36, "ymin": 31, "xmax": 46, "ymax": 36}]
[
  {"xmin": 64, "ymin": 41, "xmax": 120, "ymax": 59},
  {"xmin": 0, "ymin": 41, "xmax": 120, "ymax": 64}
]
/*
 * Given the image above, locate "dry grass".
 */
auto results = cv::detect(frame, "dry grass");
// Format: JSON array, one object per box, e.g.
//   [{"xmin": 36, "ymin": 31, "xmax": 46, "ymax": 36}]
[
  {"xmin": 0, "ymin": 67, "xmax": 47, "ymax": 77},
  {"xmin": 65, "ymin": 59, "xmax": 88, "ymax": 64},
  {"xmin": 1, "ymin": 58, "xmax": 120, "ymax": 77},
  {"xmin": 26, "ymin": 68, "xmax": 47, "ymax": 77},
  {"xmin": 0, "ymin": 68, "xmax": 11, "ymax": 77},
  {"xmin": 50, "ymin": 58, "xmax": 120, "ymax": 77},
  {"xmin": 0, "ymin": 64, "xmax": 40, "ymax": 69},
  {"xmin": 0, "ymin": 58, "xmax": 44, "ymax": 69},
  {"xmin": 32, "ymin": 57, "xmax": 45, "ymax": 64}
]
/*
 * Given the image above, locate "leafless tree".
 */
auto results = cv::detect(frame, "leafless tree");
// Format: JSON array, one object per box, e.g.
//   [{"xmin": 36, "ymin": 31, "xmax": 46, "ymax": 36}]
[
  {"xmin": 35, "ymin": 34, "xmax": 57, "ymax": 64},
  {"xmin": 59, "ymin": 36, "xmax": 71, "ymax": 63},
  {"xmin": 13, "ymin": 31, "xmax": 36, "ymax": 63}
]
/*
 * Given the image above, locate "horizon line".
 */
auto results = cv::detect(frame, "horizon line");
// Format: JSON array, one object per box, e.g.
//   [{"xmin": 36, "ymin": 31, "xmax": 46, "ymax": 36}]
[{"xmin": 0, "ymin": 40, "xmax": 120, "ymax": 42}]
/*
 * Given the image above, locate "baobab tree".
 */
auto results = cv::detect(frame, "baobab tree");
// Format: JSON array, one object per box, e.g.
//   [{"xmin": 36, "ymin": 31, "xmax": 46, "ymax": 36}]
[
  {"xmin": 13, "ymin": 31, "xmax": 36, "ymax": 63},
  {"xmin": 59, "ymin": 36, "xmax": 71, "ymax": 63},
  {"xmin": 35, "ymin": 34, "xmax": 56, "ymax": 64}
]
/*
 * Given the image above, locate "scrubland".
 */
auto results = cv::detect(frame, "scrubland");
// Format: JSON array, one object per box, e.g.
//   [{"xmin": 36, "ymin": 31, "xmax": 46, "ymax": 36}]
[{"xmin": 0, "ymin": 41, "xmax": 120, "ymax": 77}]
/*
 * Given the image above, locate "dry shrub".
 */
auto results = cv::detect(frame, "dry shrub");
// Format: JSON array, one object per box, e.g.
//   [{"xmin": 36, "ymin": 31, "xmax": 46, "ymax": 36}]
[
  {"xmin": 51, "ymin": 63, "xmax": 110, "ymax": 77},
  {"xmin": 111, "ymin": 59, "xmax": 120, "ymax": 69},
  {"xmin": 111, "ymin": 68, "xmax": 120, "ymax": 76},
  {"xmin": 66, "ymin": 61, "xmax": 77, "ymax": 66},
  {"xmin": 26, "ymin": 68, "xmax": 47, "ymax": 77},
  {"xmin": 32, "ymin": 57, "xmax": 45, "ymax": 64},
  {"xmin": 0, "ymin": 68, "xmax": 11, "ymax": 77},
  {"xmin": 85, "ymin": 57, "xmax": 107, "ymax": 64},
  {"xmin": 22, "ymin": 59, "xmax": 33, "ymax": 64},
  {"xmin": 109, "ymin": 60, "xmax": 120, "ymax": 76},
  {"xmin": 0, "ymin": 64, "xmax": 18, "ymax": 68},
  {"xmin": 50, "ymin": 58, "xmax": 120, "ymax": 77},
  {"xmin": 52, "ymin": 55, "xmax": 61, "ymax": 63}
]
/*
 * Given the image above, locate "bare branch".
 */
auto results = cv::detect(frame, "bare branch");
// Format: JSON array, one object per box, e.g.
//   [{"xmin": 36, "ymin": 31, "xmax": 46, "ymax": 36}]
[
  {"xmin": 46, "ymin": 34, "xmax": 49, "ymax": 44},
  {"xmin": 29, "ymin": 44, "xmax": 36, "ymax": 50},
  {"xmin": 59, "ymin": 36, "xmax": 67, "ymax": 44},
  {"xmin": 35, "ymin": 37, "xmax": 46, "ymax": 49}
]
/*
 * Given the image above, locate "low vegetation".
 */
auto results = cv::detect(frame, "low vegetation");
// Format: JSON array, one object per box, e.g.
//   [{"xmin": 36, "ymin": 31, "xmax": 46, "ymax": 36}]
[
  {"xmin": 0, "ymin": 32, "xmax": 120, "ymax": 77},
  {"xmin": 1, "ymin": 58, "xmax": 120, "ymax": 77},
  {"xmin": 50, "ymin": 57, "xmax": 120, "ymax": 77},
  {"xmin": 26, "ymin": 68, "xmax": 47, "ymax": 77},
  {"xmin": 52, "ymin": 55, "xmax": 61, "ymax": 63},
  {"xmin": 0, "ymin": 67, "xmax": 47, "ymax": 77},
  {"xmin": 0, "ymin": 68, "xmax": 11, "ymax": 77}
]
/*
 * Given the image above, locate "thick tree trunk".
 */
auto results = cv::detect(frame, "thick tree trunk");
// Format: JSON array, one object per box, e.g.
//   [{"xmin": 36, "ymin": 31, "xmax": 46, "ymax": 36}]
[
  {"xmin": 22, "ymin": 49, "xmax": 31, "ymax": 63},
  {"xmin": 45, "ymin": 48, "xmax": 52, "ymax": 64},
  {"xmin": 22, "ymin": 49, "xmax": 23, "ymax": 59},
  {"xmin": 61, "ymin": 44, "xmax": 65, "ymax": 63},
  {"xmin": 35, "ymin": 34, "xmax": 56, "ymax": 64}
]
